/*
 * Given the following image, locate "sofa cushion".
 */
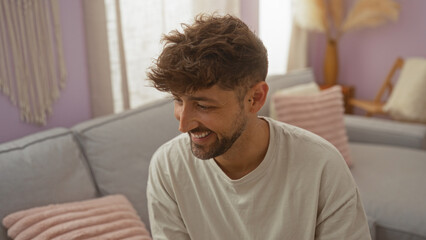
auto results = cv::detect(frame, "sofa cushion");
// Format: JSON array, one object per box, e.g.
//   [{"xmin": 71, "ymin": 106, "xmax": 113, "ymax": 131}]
[
  {"xmin": 72, "ymin": 98, "xmax": 181, "ymax": 230},
  {"xmin": 350, "ymin": 142, "xmax": 426, "ymax": 240},
  {"xmin": 0, "ymin": 128, "xmax": 98, "ymax": 240},
  {"xmin": 3, "ymin": 195, "xmax": 151, "ymax": 240}
]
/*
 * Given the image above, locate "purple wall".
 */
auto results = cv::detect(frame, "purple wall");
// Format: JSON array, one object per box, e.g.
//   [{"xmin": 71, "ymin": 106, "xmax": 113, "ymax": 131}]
[
  {"xmin": 0, "ymin": 0, "xmax": 91, "ymax": 143},
  {"xmin": 309, "ymin": 0, "xmax": 426, "ymax": 101},
  {"xmin": 240, "ymin": 0, "xmax": 259, "ymax": 34}
]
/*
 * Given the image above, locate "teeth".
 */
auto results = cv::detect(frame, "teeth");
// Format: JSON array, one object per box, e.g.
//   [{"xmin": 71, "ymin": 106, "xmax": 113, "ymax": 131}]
[{"xmin": 192, "ymin": 131, "xmax": 210, "ymax": 139}]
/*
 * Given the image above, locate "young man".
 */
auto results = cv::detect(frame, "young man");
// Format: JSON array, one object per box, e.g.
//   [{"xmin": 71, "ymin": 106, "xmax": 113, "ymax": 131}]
[{"xmin": 147, "ymin": 14, "xmax": 371, "ymax": 239}]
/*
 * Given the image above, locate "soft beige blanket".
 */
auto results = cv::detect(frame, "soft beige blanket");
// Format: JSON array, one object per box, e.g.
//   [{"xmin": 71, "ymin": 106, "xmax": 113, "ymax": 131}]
[{"xmin": 2, "ymin": 195, "xmax": 151, "ymax": 240}]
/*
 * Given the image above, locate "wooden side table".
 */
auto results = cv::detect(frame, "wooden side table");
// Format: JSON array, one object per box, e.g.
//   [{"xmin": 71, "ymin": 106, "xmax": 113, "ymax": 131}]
[{"xmin": 320, "ymin": 84, "xmax": 355, "ymax": 114}]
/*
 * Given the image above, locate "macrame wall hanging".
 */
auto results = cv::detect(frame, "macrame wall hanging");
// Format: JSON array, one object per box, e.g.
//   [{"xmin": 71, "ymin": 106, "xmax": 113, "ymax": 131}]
[{"xmin": 0, "ymin": 0, "xmax": 67, "ymax": 125}]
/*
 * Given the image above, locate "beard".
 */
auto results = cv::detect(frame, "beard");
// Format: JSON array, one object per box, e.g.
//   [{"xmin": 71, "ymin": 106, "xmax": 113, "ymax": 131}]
[{"xmin": 189, "ymin": 111, "xmax": 247, "ymax": 160}]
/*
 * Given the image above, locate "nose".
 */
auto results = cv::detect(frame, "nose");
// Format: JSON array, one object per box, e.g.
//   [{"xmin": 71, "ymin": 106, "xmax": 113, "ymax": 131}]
[{"xmin": 174, "ymin": 103, "xmax": 198, "ymax": 133}]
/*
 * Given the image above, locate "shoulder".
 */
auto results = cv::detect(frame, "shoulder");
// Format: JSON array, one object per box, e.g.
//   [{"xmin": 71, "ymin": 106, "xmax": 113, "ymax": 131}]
[
  {"xmin": 149, "ymin": 133, "xmax": 208, "ymax": 183},
  {"xmin": 265, "ymin": 117, "xmax": 350, "ymax": 177},
  {"xmin": 148, "ymin": 134, "xmax": 192, "ymax": 194},
  {"xmin": 152, "ymin": 133, "xmax": 190, "ymax": 157},
  {"xmin": 266, "ymin": 117, "xmax": 342, "ymax": 158},
  {"xmin": 150, "ymin": 133, "xmax": 191, "ymax": 168},
  {"xmin": 265, "ymin": 118, "xmax": 358, "ymax": 201}
]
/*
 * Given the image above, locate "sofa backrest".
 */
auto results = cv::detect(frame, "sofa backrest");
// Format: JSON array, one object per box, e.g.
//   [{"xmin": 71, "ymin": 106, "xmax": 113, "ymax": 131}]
[
  {"xmin": 345, "ymin": 115, "xmax": 426, "ymax": 150},
  {"xmin": 72, "ymin": 98, "xmax": 181, "ymax": 230},
  {"xmin": 0, "ymin": 128, "xmax": 98, "ymax": 240}
]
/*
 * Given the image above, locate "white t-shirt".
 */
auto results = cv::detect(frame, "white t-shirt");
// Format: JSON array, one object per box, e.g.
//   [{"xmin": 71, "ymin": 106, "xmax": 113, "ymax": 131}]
[{"xmin": 147, "ymin": 117, "xmax": 371, "ymax": 240}]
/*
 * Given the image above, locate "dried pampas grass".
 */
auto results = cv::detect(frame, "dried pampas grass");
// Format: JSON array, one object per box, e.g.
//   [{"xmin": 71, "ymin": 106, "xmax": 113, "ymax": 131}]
[
  {"xmin": 292, "ymin": 0, "xmax": 327, "ymax": 32},
  {"xmin": 291, "ymin": 0, "xmax": 400, "ymax": 39},
  {"xmin": 342, "ymin": 0, "xmax": 400, "ymax": 33},
  {"xmin": 329, "ymin": 0, "xmax": 344, "ymax": 31}
]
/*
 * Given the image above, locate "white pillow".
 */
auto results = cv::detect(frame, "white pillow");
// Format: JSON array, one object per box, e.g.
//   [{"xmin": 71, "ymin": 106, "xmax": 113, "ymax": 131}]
[
  {"xmin": 383, "ymin": 58, "xmax": 426, "ymax": 123},
  {"xmin": 270, "ymin": 82, "xmax": 320, "ymax": 119}
]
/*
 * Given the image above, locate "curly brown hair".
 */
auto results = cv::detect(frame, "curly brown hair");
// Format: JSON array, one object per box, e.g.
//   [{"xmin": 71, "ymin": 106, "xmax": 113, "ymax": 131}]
[{"xmin": 147, "ymin": 14, "xmax": 268, "ymax": 98}]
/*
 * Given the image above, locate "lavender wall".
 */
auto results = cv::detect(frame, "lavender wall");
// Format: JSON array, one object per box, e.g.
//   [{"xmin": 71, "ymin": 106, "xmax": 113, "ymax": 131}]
[
  {"xmin": 0, "ymin": 0, "xmax": 91, "ymax": 143},
  {"xmin": 240, "ymin": 0, "xmax": 259, "ymax": 34},
  {"xmin": 309, "ymin": 0, "xmax": 426, "ymax": 101}
]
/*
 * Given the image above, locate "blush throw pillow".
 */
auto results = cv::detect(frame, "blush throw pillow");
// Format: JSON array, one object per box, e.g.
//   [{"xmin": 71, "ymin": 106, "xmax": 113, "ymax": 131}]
[
  {"xmin": 273, "ymin": 86, "xmax": 352, "ymax": 166},
  {"xmin": 2, "ymin": 195, "xmax": 151, "ymax": 240},
  {"xmin": 269, "ymin": 82, "xmax": 321, "ymax": 120}
]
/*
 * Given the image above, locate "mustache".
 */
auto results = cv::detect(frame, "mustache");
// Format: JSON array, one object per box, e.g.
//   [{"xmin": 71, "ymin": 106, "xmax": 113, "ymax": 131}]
[{"xmin": 189, "ymin": 127, "xmax": 212, "ymax": 134}]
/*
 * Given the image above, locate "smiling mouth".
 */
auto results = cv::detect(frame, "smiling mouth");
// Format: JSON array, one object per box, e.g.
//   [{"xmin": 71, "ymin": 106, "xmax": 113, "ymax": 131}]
[{"xmin": 190, "ymin": 130, "xmax": 212, "ymax": 139}]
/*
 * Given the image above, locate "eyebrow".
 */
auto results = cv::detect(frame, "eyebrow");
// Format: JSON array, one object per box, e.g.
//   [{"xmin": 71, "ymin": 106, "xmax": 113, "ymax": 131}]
[{"xmin": 187, "ymin": 96, "xmax": 220, "ymax": 104}]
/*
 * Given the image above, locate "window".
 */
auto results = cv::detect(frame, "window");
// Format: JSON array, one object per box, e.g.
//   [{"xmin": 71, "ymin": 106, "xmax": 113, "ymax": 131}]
[
  {"xmin": 102, "ymin": 0, "xmax": 239, "ymax": 113},
  {"xmin": 105, "ymin": 0, "xmax": 193, "ymax": 112},
  {"xmin": 259, "ymin": 0, "xmax": 292, "ymax": 75},
  {"xmin": 89, "ymin": 0, "xmax": 291, "ymax": 115}
]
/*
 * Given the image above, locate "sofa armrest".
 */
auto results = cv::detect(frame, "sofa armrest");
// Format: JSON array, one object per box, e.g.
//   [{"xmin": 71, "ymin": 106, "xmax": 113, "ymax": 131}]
[{"xmin": 344, "ymin": 115, "xmax": 426, "ymax": 150}]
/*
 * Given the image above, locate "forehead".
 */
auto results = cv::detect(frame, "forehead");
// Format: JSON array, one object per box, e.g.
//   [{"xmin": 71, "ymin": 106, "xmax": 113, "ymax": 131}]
[{"xmin": 174, "ymin": 85, "xmax": 239, "ymax": 102}]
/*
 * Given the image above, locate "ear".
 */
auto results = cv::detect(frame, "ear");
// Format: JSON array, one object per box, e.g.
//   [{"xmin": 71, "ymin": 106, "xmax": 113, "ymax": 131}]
[{"xmin": 246, "ymin": 81, "xmax": 269, "ymax": 113}]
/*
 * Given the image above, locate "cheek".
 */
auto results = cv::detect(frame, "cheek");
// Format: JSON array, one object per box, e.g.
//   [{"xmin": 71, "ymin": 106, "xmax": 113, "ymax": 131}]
[
  {"xmin": 199, "ymin": 113, "xmax": 234, "ymax": 133},
  {"xmin": 192, "ymin": 113, "xmax": 220, "ymax": 132},
  {"xmin": 174, "ymin": 105, "xmax": 181, "ymax": 121}
]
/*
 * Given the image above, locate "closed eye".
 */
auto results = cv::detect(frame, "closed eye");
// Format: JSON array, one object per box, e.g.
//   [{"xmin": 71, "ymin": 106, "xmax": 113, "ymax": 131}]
[
  {"xmin": 197, "ymin": 104, "xmax": 211, "ymax": 110},
  {"xmin": 173, "ymin": 96, "xmax": 183, "ymax": 105},
  {"xmin": 197, "ymin": 102, "xmax": 218, "ymax": 111}
]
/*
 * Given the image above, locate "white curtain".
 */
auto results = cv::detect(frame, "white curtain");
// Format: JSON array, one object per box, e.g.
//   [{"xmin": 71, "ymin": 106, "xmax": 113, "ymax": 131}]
[
  {"xmin": 286, "ymin": 23, "xmax": 308, "ymax": 71},
  {"xmin": 193, "ymin": 0, "xmax": 240, "ymax": 16},
  {"xmin": 83, "ymin": 0, "xmax": 240, "ymax": 117},
  {"xmin": 259, "ymin": 0, "xmax": 293, "ymax": 75}
]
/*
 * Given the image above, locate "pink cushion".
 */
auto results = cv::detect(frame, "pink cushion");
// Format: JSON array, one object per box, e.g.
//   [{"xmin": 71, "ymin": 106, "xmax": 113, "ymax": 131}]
[
  {"xmin": 273, "ymin": 86, "xmax": 352, "ymax": 166},
  {"xmin": 2, "ymin": 195, "xmax": 151, "ymax": 240}
]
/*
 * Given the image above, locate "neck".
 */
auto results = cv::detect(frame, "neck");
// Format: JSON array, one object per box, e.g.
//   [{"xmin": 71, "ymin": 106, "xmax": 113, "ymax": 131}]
[{"xmin": 214, "ymin": 117, "xmax": 270, "ymax": 180}]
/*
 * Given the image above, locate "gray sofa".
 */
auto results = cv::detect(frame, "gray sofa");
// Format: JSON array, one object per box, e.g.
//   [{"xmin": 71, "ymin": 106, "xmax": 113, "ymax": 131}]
[{"xmin": 1, "ymin": 69, "xmax": 425, "ymax": 240}]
